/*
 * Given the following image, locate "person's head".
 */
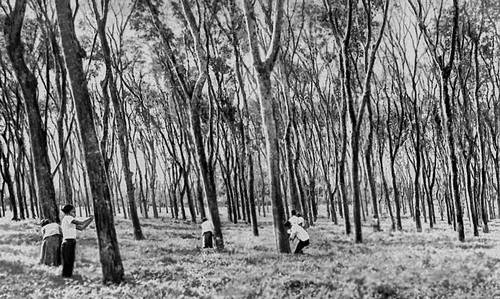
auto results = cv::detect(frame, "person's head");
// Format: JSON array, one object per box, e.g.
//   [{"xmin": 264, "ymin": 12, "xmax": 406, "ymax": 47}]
[
  {"xmin": 201, "ymin": 218, "xmax": 208, "ymax": 223},
  {"xmin": 40, "ymin": 219, "xmax": 50, "ymax": 227},
  {"xmin": 291, "ymin": 210, "xmax": 297, "ymax": 216},
  {"xmin": 284, "ymin": 221, "xmax": 291, "ymax": 229},
  {"xmin": 62, "ymin": 204, "xmax": 75, "ymax": 216}
]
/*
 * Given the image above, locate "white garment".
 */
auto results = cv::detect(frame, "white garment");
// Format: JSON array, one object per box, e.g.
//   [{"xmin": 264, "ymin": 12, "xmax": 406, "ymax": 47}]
[
  {"xmin": 289, "ymin": 224, "xmax": 309, "ymax": 241},
  {"xmin": 42, "ymin": 223, "xmax": 61, "ymax": 239},
  {"xmin": 201, "ymin": 220, "xmax": 214, "ymax": 234},
  {"xmin": 61, "ymin": 215, "xmax": 77, "ymax": 240},
  {"xmin": 289, "ymin": 215, "xmax": 304, "ymax": 226}
]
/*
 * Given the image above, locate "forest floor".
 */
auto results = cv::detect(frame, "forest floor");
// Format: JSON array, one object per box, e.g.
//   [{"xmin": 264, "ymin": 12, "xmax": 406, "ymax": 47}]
[{"xmin": 2, "ymin": 210, "xmax": 500, "ymax": 298}]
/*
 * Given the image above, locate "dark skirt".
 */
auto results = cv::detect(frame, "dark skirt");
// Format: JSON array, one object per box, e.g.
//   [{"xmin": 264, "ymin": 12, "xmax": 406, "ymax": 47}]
[
  {"xmin": 40, "ymin": 234, "xmax": 62, "ymax": 266},
  {"xmin": 203, "ymin": 231, "xmax": 213, "ymax": 248}
]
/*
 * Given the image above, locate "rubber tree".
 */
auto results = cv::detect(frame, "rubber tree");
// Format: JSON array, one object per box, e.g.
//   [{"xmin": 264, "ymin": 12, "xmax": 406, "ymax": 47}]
[
  {"xmin": 409, "ymin": 0, "xmax": 464, "ymax": 242},
  {"xmin": 3, "ymin": 0, "xmax": 59, "ymax": 223},
  {"xmin": 55, "ymin": 0, "xmax": 124, "ymax": 283},
  {"xmin": 90, "ymin": 0, "xmax": 144, "ymax": 240},
  {"xmin": 143, "ymin": 0, "xmax": 225, "ymax": 249},
  {"xmin": 242, "ymin": 0, "xmax": 290, "ymax": 253}
]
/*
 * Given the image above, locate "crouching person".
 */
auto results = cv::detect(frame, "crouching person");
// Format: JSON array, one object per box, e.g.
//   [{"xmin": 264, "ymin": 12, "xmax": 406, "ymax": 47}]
[
  {"xmin": 201, "ymin": 218, "xmax": 214, "ymax": 248},
  {"xmin": 39, "ymin": 219, "xmax": 62, "ymax": 266},
  {"xmin": 284, "ymin": 221, "xmax": 310, "ymax": 254}
]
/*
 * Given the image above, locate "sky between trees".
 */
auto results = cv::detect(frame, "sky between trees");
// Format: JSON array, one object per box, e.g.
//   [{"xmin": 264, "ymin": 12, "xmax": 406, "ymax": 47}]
[{"xmin": 1, "ymin": 0, "xmax": 500, "ymax": 283}]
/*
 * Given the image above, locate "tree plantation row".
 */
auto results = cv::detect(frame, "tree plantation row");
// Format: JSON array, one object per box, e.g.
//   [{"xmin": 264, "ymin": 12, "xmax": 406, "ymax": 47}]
[{"xmin": 0, "ymin": 0, "xmax": 500, "ymax": 284}]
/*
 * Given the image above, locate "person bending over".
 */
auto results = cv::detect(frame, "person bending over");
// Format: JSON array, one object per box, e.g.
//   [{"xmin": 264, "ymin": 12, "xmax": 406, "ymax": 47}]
[
  {"xmin": 39, "ymin": 219, "xmax": 62, "ymax": 266},
  {"xmin": 289, "ymin": 210, "xmax": 304, "ymax": 227},
  {"xmin": 61, "ymin": 204, "xmax": 93, "ymax": 278},
  {"xmin": 201, "ymin": 218, "xmax": 215, "ymax": 248},
  {"xmin": 285, "ymin": 221, "xmax": 310, "ymax": 254}
]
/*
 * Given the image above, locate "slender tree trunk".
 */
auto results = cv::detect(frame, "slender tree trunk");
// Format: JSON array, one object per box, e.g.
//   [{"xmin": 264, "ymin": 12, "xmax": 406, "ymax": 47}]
[
  {"xmin": 390, "ymin": 160, "xmax": 403, "ymax": 230},
  {"xmin": 339, "ymin": 96, "xmax": 351, "ymax": 234},
  {"xmin": 365, "ymin": 103, "xmax": 379, "ymax": 231},
  {"xmin": 183, "ymin": 170, "xmax": 196, "ymax": 223},
  {"xmin": 196, "ymin": 178, "xmax": 206, "ymax": 219},
  {"xmin": 190, "ymin": 106, "xmax": 224, "ymax": 249},
  {"xmin": 350, "ymin": 133, "xmax": 362, "ymax": 242},
  {"xmin": 248, "ymin": 155, "xmax": 259, "ymax": 236},
  {"xmin": 149, "ymin": 140, "xmax": 159, "ymax": 219},
  {"xmin": 465, "ymin": 161, "xmax": 479, "ymax": 236},
  {"xmin": 441, "ymin": 71, "xmax": 464, "ymax": 241},
  {"xmin": 91, "ymin": 1, "xmax": 144, "ymax": 239},
  {"xmin": 472, "ymin": 39, "xmax": 489, "ymax": 233},
  {"xmin": 414, "ymin": 135, "xmax": 422, "ymax": 232}
]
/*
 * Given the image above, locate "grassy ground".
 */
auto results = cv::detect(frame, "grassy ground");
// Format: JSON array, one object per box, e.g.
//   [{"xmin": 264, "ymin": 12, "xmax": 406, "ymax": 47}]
[{"xmin": 1, "ymin": 210, "xmax": 500, "ymax": 298}]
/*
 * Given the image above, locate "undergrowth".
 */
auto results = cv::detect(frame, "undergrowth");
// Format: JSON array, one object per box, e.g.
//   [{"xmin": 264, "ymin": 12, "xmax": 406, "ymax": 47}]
[{"xmin": 1, "ymin": 212, "xmax": 500, "ymax": 298}]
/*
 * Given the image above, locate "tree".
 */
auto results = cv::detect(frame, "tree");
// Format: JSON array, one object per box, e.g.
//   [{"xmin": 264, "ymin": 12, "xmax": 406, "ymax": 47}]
[
  {"xmin": 141, "ymin": 0, "xmax": 225, "ymax": 249},
  {"xmin": 242, "ymin": 0, "xmax": 289, "ymax": 253},
  {"xmin": 409, "ymin": 0, "xmax": 465, "ymax": 241},
  {"xmin": 90, "ymin": 0, "xmax": 144, "ymax": 241},
  {"xmin": 3, "ymin": 0, "xmax": 59, "ymax": 223},
  {"xmin": 55, "ymin": 0, "xmax": 124, "ymax": 283}
]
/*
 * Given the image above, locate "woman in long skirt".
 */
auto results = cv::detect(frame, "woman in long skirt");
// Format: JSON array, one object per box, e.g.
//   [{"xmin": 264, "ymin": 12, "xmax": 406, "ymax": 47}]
[{"xmin": 39, "ymin": 219, "xmax": 62, "ymax": 266}]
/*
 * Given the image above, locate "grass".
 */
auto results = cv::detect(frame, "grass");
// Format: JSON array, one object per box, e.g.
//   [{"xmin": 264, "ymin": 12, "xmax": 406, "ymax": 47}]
[{"xmin": 1, "ymin": 210, "xmax": 500, "ymax": 298}]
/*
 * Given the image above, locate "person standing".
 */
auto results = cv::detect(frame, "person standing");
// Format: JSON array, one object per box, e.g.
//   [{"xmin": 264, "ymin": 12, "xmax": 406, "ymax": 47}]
[{"xmin": 61, "ymin": 204, "xmax": 93, "ymax": 278}]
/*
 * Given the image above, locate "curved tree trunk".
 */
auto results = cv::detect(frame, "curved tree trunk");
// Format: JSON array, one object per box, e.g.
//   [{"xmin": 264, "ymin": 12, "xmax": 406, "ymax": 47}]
[
  {"xmin": 91, "ymin": 0, "xmax": 144, "ymax": 240},
  {"xmin": 4, "ymin": 0, "xmax": 59, "ymax": 223}
]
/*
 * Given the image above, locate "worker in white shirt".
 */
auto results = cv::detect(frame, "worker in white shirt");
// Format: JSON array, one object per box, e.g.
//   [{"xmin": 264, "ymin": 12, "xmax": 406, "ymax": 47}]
[
  {"xmin": 61, "ymin": 204, "xmax": 93, "ymax": 278},
  {"xmin": 201, "ymin": 218, "xmax": 215, "ymax": 248},
  {"xmin": 285, "ymin": 221, "xmax": 310, "ymax": 254},
  {"xmin": 289, "ymin": 210, "xmax": 304, "ymax": 227},
  {"xmin": 39, "ymin": 219, "xmax": 62, "ymax": 266}
]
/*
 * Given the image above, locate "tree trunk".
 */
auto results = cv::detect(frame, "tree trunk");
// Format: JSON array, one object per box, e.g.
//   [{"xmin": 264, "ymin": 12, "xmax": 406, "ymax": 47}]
[
  {"xmin": 55, "ymin": 0, "xmax": 124, "ymax": 283},
  {"xmin": 183, "ymin": 170, "xmax": 196, "ymax": 223},
  {"xmin": 190, "ymin": 105, "xmax": 224, "ymax": 249},
  {"xmin": 441, "ymin": 70, "xmax": 464, "ymax": 241},
  {"xmin": 91, "ymin": 1, "xmax": 144, "ymax": 239},
  {"xmin": 414, "ymin": 133, "xmax": 422, "ymax": 232},
  {"xmin": 465, "ymin": 161, "xmax": 479, "ymax": 236},
  {"xmin": 248, "ymin": 154, "xmax": 259, "ymax": 236},
  {"xmin": 256, "ymin": 71, "xmax": 289, "ymax": 252},
  {"xmin": 196, "ymin": 178, "xmax": 206, "ymax": 219},
  {"xmin": 390, "ymin": 160, "xmax": 403, "ymax": 230},
  {"xmin": 4, "ymin": 0, "xmax": 59, "ymax": 223},
  {"xmin": 243, "ymin": 0, "xmax": 289, "ymax": 253},
  {"xmin": 350, "ymin": 132, "xmax": 362, "ymax": 243},
  {"xmin": 365, "ymin": 103, "xmax": 380, "ymax": 231},
  {"xmin": 472, "ymin": 39, "xmax": 489, "ymax": 233}
]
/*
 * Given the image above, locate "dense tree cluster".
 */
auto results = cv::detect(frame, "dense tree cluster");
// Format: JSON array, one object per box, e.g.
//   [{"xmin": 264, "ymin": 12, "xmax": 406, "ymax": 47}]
[{"xmin": 0, "ymin": 0, "xmax": 500, "ymax": 283}]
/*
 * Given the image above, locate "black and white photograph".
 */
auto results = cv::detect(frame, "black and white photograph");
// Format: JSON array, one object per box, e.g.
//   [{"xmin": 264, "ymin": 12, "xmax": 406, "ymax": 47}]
[{"xmin": 0, "ymin": 0, "xmax": 499, "ymax": 297}]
